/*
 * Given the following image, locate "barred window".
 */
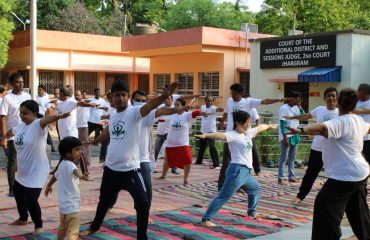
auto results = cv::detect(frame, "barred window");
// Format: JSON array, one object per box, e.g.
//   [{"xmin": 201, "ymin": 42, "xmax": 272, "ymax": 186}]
[
  {"xmin": 239, "ymin": 71, "xmax": 250, "ymax": 96},
  {"xmin": 105, "ymin": 73, "xmax": 129, "ymax": 93},
  {"xmin": 74, "ymin": 72, "xmax": 98, "ymax": 95},
  {"xmin": 154, "ymin": 74, "xmax": 170, "ymax": 94},
  {"xmin": 39, "ymin": 71, "xmax": 64, "ymax": 94},
  {"xmin": 200, "ymin": 72, "xmax": 219, "ymax": 97},
  {"xmin": 176, "ymin": 73, "xmax": 194, "ymax": 95}
]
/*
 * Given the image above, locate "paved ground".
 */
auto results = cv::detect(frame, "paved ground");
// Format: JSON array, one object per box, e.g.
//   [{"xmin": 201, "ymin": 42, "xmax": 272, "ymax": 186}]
[{"xmin": 0, "ymin": 130, "xmax": 363, "ymax": 239}]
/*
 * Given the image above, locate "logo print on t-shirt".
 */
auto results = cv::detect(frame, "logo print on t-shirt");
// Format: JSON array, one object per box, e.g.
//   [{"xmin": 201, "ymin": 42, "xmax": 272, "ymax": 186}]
[
  {"xmin": 172, "ymin": 120, "xmax": 182, "ymax": 129},
  {"xmin": 15, "ymin": 133, "xmax": 25, "ymax": 146},
  {"xmin": 112, "ymin": 121, "xmax": 126, "ymax": 137},
  {"xmin": 245, "ymin": 141, "xmax": 253, "ymax": 151},
  {"xmin": 232, "ymin": 105, "xmax": 240, "ymax": 113}
]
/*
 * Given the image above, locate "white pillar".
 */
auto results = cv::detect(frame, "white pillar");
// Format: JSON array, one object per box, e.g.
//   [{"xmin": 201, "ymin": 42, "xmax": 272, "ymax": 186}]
[{"xmin": 30, "ymin": 0, "xmax": 37, "ymax": 99}]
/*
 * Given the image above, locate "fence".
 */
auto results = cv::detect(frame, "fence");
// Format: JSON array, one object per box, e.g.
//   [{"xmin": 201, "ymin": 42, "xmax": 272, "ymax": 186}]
[{"xmin": 154, "ymin": 115, "xmax": 314, "ymax": 165}]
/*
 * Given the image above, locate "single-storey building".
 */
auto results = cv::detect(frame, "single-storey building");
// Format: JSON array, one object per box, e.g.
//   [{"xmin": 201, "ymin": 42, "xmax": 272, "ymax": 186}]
[
  {"xmin": 249, "ymin": 29, "xmax": 370, "ymax": 116},
  {"xmin": 1, "ymin": 27, "xmax": 273, "ymax": 104}
]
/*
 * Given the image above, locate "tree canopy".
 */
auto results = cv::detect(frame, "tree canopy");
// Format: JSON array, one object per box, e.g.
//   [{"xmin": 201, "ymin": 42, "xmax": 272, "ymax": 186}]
[{"xmin": 0, "ymin": 0, "xmax": 14, "ymax": 69}]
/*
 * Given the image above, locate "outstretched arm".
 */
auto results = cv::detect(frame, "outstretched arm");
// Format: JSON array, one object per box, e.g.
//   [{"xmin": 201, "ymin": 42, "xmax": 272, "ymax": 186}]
[
  {"xmin": 155, "ymin": 107, "xmax": 182, "ymax": 118},
  {"xmin": 40, "ymin": 112, "xmax": 71, "ymax": 129},
  {"xmin": 261, "ymin": 98, "xmax": 285, "ymax": 105},
  {"xmin": 140, "ymin": 82, "xmax": 178, "ymax": 118},
  {"xmin": 195, "ymin": 132, "xmax": 226, "ymax": 141},
  {"xmin": 353, "ymin": 108, "xmax": 370, "ymax": 115},
  {"xmin": 285, "ymin": 113, "xmax": 313, "ymax": 121},
  {"xmin": 255, "ymin": 124, "xmax": 278, "ymax": 134},
  {"xmin": 286, "ymin": 123, "xmax": 328, "ymax": 138}
]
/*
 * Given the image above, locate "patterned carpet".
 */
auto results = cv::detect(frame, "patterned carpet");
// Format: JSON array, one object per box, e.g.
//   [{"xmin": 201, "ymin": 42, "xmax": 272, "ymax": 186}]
[{"xmin": 1, "ymin": 167, "xmax": 369, "ymax": 239}]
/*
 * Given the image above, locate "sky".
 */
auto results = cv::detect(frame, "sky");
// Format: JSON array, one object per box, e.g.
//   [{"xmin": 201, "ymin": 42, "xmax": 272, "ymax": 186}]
[{"xmin": 220, "ymin": 0, "xmax": 264, "ymax": 13}]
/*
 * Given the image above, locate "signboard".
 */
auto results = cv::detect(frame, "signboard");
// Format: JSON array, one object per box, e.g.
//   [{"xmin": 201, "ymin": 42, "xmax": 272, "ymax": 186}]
[{"xmin": 260, "ymin": 35, "xmax": 336, "ymax": 69}]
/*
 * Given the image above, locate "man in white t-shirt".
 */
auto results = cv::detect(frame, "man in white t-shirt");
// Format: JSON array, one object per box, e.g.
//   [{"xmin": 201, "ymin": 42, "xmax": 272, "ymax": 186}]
[
  {"xmin": 0, "ymin": 72, "xmax": 31, "ymax": 197},
  {"xmin": 278, "ymin": 91, "xmax": 303, "ymax": 184},
  {"xmin": 87, "ymin": 88, "xmax": 109, "ymax": 137},
  {"xmin": 285, "ymin": 87, "xmax": 339, "ymax": 202},
  {"xmin": 195, "ymin": 96, "xmax": 223, "ymax": 169},
  {"xmin": 53, "ymin": 87, "xmax": 96, "ymax": 174},
  {"xmin": 36, "ymin": 85, "xmax": 56, "ymax": 152},
  {"xmin": 75, "ymin": 90, "xmax": 91, "ymax": 166},
  {"xmin": 80, "ymin": 80, "xmax": 179, "ymax": 239},
  {"xmin": 217, "ymin": 83, "xmax": 285, "ymax": 190},
  {"xmin": 286, "ymin": 88, "xmax": 370, "ymax": 240},
  {"xmin": 357, "ymin": 83, "xmax": 370, "ymax": 164}
]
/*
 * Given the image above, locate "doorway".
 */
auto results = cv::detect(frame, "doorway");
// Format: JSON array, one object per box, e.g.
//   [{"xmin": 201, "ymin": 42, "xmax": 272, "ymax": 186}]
[{"xmin": 284, "ymin": 82, "xmax": 309, "ymax": 112}]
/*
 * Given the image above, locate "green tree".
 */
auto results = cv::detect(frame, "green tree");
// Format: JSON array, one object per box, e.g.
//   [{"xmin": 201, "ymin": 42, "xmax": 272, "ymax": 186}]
[
  {"xmin": 48, "ymin": 2, "xmax": 103, "ymax": 34},
  {"xmin": 256, "ymin": 0, "xmax": 369, "ymax": 36},
  {"xmin": 0, "ymin": 0, "xmax": 14, "ymax": 69},
  {"xmin": 163, "ymin": 0, "xmax": 255, "ymax": 31}
]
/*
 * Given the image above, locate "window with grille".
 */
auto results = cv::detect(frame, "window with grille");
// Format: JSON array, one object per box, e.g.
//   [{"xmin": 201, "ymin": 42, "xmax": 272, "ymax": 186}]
[
  {"xmin": 74, "ymin": 72, "xmax": 98, "ymax": 95},
  {"xmin": 154, "ymin": 74, "xmax": 170, "ymax": 94},
  {"xmin": 105, "ymin": 73, "xmax": 129, "ymax": 93},
  {"xmin": 176, "ymin": 73, "xmax": 194, "ymax": 95},
  {"xmin": 239, "ymin": 71, "xmax": 250, "ymax": 96},
  {"xmin": 39, "ymin": 71, "xmax": 64, "ymax": 94},
  {"xmin": 200, "ymin": 72, "xmax": 219, "ymax": 97}
]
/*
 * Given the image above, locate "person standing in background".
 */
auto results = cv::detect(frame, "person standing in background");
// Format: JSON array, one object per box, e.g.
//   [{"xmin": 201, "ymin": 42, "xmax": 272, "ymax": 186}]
[
  {"xmin": 195, "ymin": 96, "xmax": 223, "ymax": 169},
  {"xmin": 0, "ymin": 73, "xmax": 31, "ymax": 197},
  {"xmin": 277, "ymin": 92, "xmax": 302, "ymax": 185},
  {"xmin": 356, "ymin": 83, "xmax": 370, "ymax": 164}
]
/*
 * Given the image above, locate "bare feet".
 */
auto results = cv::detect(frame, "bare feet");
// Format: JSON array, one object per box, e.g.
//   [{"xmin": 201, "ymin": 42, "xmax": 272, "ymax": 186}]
[
  {"xmin": 157, "ymin": 176, "xmax": 165, "ymax": 180},
  {"xmin": 200, "ymin": 221, "xmax": 216, "ymax": 227},
  {"xmin": 33, "ymin": 227, "xmax": 43, "ymax": 235},
  {"xmin": 148, "ymin": 217, "xmax": 154, "ymax": 224},
  {"xmin": 293, "ymin": 198, "xmax": 302, "ymax": 205},
  {"xmin": 80, "ymin": 228, "xmax": 96, "ymax": 236},
  {"xmin": 9, "ymin": 219, "xmax": 28, "ymax": 225},
  {"xmin": 184, "ymin": 180, "xmax": 189, "ymax": 185}
]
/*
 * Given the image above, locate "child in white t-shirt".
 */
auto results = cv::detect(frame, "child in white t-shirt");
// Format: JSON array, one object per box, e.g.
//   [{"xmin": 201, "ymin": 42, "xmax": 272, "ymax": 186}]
[{"xmin": 44, "ymin": 137, "xmax": 88, "ymax": 240}]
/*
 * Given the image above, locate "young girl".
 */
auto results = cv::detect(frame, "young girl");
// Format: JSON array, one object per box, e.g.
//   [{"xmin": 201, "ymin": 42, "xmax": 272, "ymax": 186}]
[
  {"xmin": 158, "ymin": 98, "xmax": 201, "ymax": 185},
  {"xmin": 195, "ymin": 110, "xmax": 277, "ymax": 226},
  {"xmin": 6, "ymin": 100, "xmax": 70, "ymax": 235},
  {"xmin": 44, "ymin": 137, "xmax": 88, "ymax": 240}
]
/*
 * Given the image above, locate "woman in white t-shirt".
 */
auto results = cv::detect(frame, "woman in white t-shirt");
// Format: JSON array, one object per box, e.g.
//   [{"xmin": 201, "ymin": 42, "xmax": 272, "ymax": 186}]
[
  {"xmin": 195, "ymin": 111, "xmax": 277, "ymax": 227},
  {"xmin": 157, "ymin": 98, "xmax": 201, "ymax": 185},
  {"xmin": 287, "ymin": 89, "xmax": 370, "ymax": 240},
  {"xmin": 6, "ymin": 100, "xmax": 70, "ymax": 235},
  {"xmin": 285, "ymin": 87, "xmax": 339, "ymax": 204}
]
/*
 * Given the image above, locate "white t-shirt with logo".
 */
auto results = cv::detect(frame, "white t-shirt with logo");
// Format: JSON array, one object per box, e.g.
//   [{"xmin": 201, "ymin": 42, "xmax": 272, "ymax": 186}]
[
  {"xmin": 55, "ymin": 160, "xmax": 80, "ymax": 214},
  {"xmin": 105, "ymin": 106, "xmax": 143, "ymax": 171},
  {"xmin": 139, "ymin": 110, "xmax": 156, "ymax": 163},
  {"xmin": 57, "ymin": 98, "xmax": 78, "ymax": 139},
  {"xmin": 278, "ymin": 104, "xmax": 301, "ymax": 142},
  {"xmin": 200, "ymin": 105, "xmax": 218, "ymax": 134},
  {"xmin": 76, "ymin": 106, "xmax": 90, "ymax": 128},
  {"xmin": 0, "ymin": 92, "xmax": 31, "ymax": 140},
  {"xmin": 310, "ymin": 106, "xmax": 338, "ymax": 151},
  {"xmin": 166, "ymin": 112, "xmax": 194, "ymax": 147},
  {"xmin": 323, "ymin": 114, "xmax": 369, "ymax": 181},
  {"xmin": 13, "ymin": 119, "xmax": 49, "ymax": 188},
  {"xmin": 356, "ymin": 99, "xmax": 370, "ymax": 141},
  {"xmin": 156, "ymin": 104, "xmax": 171, "ymax": 135},
  {"xmin": 36, "ymin": 94, "xmax": 50, "ymax": 116},
  {"xmin": 88, "ymin": 98, "xmax": 108, "ymax": 124},
  {"xmin": 224, "ymin": 97, "xmax": 262, "ymax": 131},
  {"xmin": 224, "ymin": 128, "xmax": 258, "ymax": 168}
]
